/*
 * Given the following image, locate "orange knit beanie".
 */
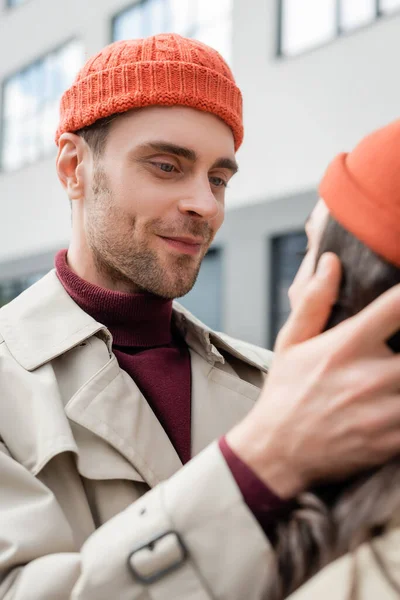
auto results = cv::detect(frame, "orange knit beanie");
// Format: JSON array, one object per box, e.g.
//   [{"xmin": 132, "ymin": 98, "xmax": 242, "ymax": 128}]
[
  {"xmin": 55, "ymin": 33, "xmax": 243, "ymax": 150},
  {"xmin": 319, "ymin": 119, "xmax": 400, "ymax": 268}
]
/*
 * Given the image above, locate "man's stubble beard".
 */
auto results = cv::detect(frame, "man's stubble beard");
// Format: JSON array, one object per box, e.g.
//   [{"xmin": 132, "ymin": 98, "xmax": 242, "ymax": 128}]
[{"xmin": 86, "ymin": 166, "xmax": 213, "ymax": 299}]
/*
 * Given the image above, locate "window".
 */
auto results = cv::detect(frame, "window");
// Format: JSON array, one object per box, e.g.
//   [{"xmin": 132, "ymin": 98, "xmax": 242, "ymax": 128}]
[
  {"xmin": 1, "ymin": 39, "xmax": 84, "ymax": 172},
  {"xmin": 340, "ymin": 0, "xmax": 377, "ymax": 32},
  {"xmin": 280, "ymin": 0, "xmax": 337, "ymax": 57},
  {"xmin": 279, "ymin": 0, "xmax": 400, "ymax": 57},
  {"xmin": 179, "ymin": 248, "xmax": 223, "ymax": 331},
  {"xmin": 380, "ymin": 0, "xmax": 400, "ymax": 13},
  {"xmin": 113, "ymin": 0, "xmax": 232, "ymax": 64},
  {"xmin": 7, "ymin": 0, "xmax": 28, "ymax": 7},
  {"xmin": 0, "ymin": 272, "xmax": 46, "ymax": 308},
  {"xmin": 270, "ymin": 232, "xmax": 307, "ymax": 346}
]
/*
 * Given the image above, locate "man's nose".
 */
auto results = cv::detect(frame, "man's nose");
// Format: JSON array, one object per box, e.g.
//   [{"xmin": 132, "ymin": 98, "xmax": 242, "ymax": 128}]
[{"xmin": 178, "ymin": 180, "xmax": 220, "ymax": 220}]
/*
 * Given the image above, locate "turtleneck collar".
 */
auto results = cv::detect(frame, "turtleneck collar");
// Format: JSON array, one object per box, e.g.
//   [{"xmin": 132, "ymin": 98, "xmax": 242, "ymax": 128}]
[{"xmin": 55, "ymin": 249, "xmax": 173, "ymax": 348}]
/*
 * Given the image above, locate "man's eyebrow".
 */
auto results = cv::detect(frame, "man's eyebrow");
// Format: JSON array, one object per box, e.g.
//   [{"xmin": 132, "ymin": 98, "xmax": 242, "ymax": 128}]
[
  {"xmin": 136, "ymin": 142, "xmax": 238, "ymax": 174},
  {"xmin": 211, "ymin": 157, "xmax": 239, "ymax": 175},
  {"xmin": 138, "ymin": 141, "xmax": 197, "ymax": 162}
]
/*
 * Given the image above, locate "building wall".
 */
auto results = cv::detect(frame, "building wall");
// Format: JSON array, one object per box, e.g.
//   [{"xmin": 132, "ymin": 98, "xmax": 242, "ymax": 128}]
[
  {"xmin": 1, "ymin": 0, "xmax": 400, "ymax": 345},
  {"xmin": 0, "ymin": 0, "xmax": 139, "ymax": 263},
  {"xmin": 230, "ymin": 0, "xmax": 400, "ymax": 208}
]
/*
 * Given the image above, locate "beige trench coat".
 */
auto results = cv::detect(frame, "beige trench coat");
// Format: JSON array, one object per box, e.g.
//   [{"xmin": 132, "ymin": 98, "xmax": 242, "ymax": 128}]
[
  {"xmin": 288, "ymin": 516, "xmax": 400, "ymax": 600},
  {"xmin": 0, "ymin": 269, "xmax": 276, "ymax": 600}
]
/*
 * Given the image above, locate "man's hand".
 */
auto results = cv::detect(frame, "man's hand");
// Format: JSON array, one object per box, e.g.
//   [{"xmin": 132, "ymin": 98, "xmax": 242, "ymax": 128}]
[{"xmin": 227, "ymin": 253, "xmax": 400, "ymax": 498}]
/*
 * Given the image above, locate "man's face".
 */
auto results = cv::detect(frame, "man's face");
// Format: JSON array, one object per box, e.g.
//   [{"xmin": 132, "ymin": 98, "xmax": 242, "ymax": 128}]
[{"xmin": 82, "ymin": 106, "xmax": 237, "ymax": 298}]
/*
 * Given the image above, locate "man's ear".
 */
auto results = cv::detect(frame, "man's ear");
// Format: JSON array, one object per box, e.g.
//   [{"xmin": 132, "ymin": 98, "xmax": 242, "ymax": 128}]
[{"xmin": 56, "ymin": 133, "xmax": 89, "ymax": 200}]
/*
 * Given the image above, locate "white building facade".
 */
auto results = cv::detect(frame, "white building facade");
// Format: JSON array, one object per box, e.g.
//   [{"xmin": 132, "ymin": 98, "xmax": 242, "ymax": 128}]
[{"xmin": 1, "ymin": 0, "xmax": 400, "ymax": 346}]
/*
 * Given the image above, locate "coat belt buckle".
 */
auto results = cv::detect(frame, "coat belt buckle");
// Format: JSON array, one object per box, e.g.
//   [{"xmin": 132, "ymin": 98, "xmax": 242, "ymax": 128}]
[{"xmin": 127, "ymin": 530, "xmax": 188, "ymax": 584}]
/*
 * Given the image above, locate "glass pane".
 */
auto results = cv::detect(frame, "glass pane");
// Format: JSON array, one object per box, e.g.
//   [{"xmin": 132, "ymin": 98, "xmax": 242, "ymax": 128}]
[
  {"xmin": 179, "ymin": 249, "xmax": 222, "ymax": 331},
  {"xmin": 58, "ymin": 40, "xmax": 84, "ymax": 92},
  {"xmin": 21, "ymin": 114, "xmax": 39, "ymax": 163},
  {"xmin": 281, "ymin": 0, "xmax": 337, "ymax": 57},
  {"xmin": 145, "ymin": 0, "xmax": 168, "ymax": 35},
  {"xmin": 113, "ymin": 6, "xmax": 145, "ymax": 41},
  {"xmin": 194, "ymin": 16, "xmax": 232, "ymax": 63},
  {"xmin": 1, "ymin": 39, "xmax": 83, "ymax": 171},
  {"xmin": 3, "ymin": 76, "xmax": 30, "ymax": 118},
  {"xmin": 38, "ymin": 101, "xmax": 59, "ymax": 155},
  {"xmin": 42, "ymin": 54, "xmax": 55, "ymax": 101},
  {"xmin": 0, "ymin": 281, "xmax": 23, "ymax": 307},
  {"xmin": 15, "ymin": 69, "xmax": 40, "ymax": 117},
  {"xmin": 22, "ymin": 272, "xmax": 46, "ymax": 287},
  {"xmin": 25, "ymin": 62, "xmax": 45, "ymax": 113},
  {"xmin": 168, "ymin": 0, "xmax": 195, "ymax": 34},
  {"xmin": 7, "ymin": 0, "xmax": 27, "ymax": 6},
  {"xmin": 340, "ymin": 0, "xmax": 376, "ymax": 31},
  {"xmin": 35, "ymin": 61, "xmax": 48, "ymax": 106},
  {"xmin": 2, "ymin": 71, "xmax": 40, "ymax": 169},
  {"xmin": 270, "ymin": 232, "xmax": 307, "ymax": 345},
  {"xmin": 380, "ymin": 0, "xmax": 400, "ymax": 13},
  {"xmin": 1, "ymin": 120, "xmax": 22, "ymax": 171},
  {"xmin": 0, "ymin": 273, "xmax": 46, "ymax": 308},
  {"xmin": 197, "ymin": 0, "xmax": 232, "ymax": 26}
]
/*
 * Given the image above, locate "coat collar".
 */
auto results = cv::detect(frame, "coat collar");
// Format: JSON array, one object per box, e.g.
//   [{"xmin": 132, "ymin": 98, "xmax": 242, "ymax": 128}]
[
  {"xmin": 0, "ymin": 270, "xmax": 111, "ymax": 371},
  {"xmin": 0, "ymin": 269, "xmax": 270, "ymax": 374},
  {"xmin": 0, "ymin": 270, "xmax": 271, "ymax": 489}
]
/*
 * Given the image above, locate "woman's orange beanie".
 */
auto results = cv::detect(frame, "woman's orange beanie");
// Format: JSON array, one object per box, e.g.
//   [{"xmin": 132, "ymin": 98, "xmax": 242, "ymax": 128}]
[
  {"xmin": 319, "ymin": 119, "xmax": 400, "ymax": 268},
  {"xmin": 55, "ymin": 33, "xmax": 243, "ymax": 150}
]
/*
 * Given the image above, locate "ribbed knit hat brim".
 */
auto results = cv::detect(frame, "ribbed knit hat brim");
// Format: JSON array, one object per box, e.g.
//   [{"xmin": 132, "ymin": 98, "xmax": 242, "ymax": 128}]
[{"xmin": 319, "ymin": 119, "xmax": 400, "ymax": 268}]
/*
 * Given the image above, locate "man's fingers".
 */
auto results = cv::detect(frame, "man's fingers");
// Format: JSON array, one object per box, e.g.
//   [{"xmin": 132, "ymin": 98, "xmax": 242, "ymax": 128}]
[
  {"xmin": 368, "ymin": 354, "xmax": 400, "ymax": 391},
  {"xmin": 358, "ymin": 387, "xmax": 400, "ymax": 431},
  {"xmin": 276, "ymin": 253, "xmax": 341, "ymax": 350},
  {"xmin": 345, "ymin": 283, "xmax": 400, "ymax": 349},
  {"xmin": 370, "ymin": 428, "xmax": 400, "ymax": 463}
]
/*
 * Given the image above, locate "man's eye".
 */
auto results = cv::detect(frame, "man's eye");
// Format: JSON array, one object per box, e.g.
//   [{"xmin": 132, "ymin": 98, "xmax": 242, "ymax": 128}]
[
  {"xmin": 209, "ymin": 176, "xmax": 227, "ymax": 188},
  {"xmin": 153, "ymin": 163, "xmax": 176, "ymax": 173}
]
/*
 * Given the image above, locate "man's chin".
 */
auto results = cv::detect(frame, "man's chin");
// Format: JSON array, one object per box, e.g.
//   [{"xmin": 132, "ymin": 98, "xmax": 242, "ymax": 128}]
[
  {"xmin": 151, "ymin": 268, "xmax": 199, "ymax": 299},
  {"xmin": 156, "ymin": 278, "xmax": 198, "ymax": 300},
  {"xmin": 127, "ymin": 251, "xmax": 202, "ymax": 298}
]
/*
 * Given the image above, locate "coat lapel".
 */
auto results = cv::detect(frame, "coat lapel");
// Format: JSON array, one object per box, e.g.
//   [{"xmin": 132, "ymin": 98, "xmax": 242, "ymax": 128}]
[
  {"xmin": 66, "ymin": 347, "xmax": 262, "ymax": 486},
  {"xmin": 0, "ymin": 271, "xmax": 269, "ymax": 489},
  {"xmin": 190, "ymin": 348, "xmax": 262, "ymax": 457},
  {"xmin": 65, "ymin": 355, "xmax": 183, "ymax": 489}
]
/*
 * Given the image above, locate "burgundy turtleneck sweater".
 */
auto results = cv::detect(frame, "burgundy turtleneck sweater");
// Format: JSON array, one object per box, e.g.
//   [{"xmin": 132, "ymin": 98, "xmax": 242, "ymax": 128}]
[{"xmin": 56, "ymin": 250, "xmax": 288, "ymax": 535}]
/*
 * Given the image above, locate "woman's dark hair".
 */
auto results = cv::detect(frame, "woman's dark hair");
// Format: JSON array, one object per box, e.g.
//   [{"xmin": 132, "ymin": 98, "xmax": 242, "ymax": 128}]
[
  {"xmin": 320, "ymin": 217, "xmax": 400, "ymax": 351},
  {"xmin": 266, "ymin": 216, "xmax": 400, "ymax": 600}
]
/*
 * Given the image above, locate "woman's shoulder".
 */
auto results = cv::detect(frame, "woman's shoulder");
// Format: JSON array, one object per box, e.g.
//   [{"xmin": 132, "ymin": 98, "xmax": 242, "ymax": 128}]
[{"xmin": 287, "ymin": 520, "xmax": 400, "ymax": 600}]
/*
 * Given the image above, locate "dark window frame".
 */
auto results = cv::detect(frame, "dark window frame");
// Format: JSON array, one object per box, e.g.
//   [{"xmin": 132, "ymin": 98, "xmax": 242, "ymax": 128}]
[
  {"xmin": 0, "ymin": 36, "xmax": 82, "ymax": 173},
  {"xmin": 277, "ymin": 0, "xmax": 399, "ymax": 58},
  {"xmin": 269, "ymin": 230, "xmax": 307, "ymax": 347}
]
